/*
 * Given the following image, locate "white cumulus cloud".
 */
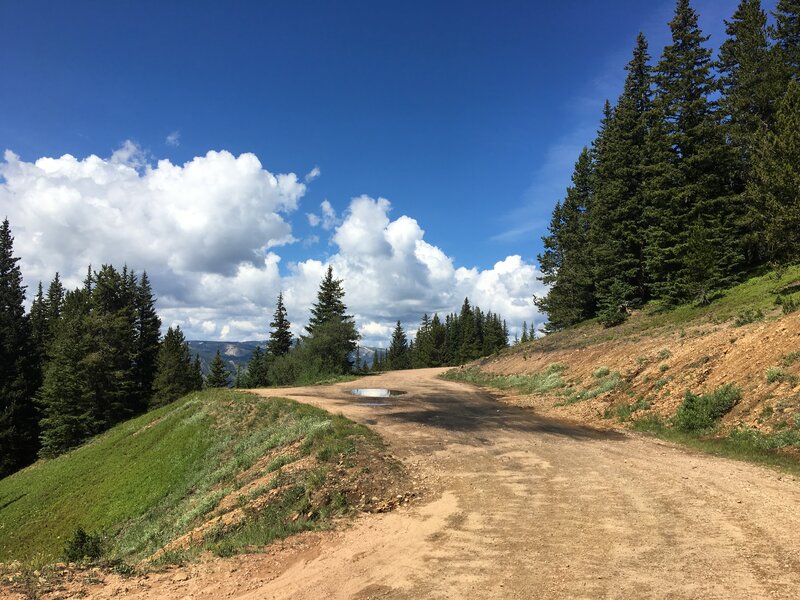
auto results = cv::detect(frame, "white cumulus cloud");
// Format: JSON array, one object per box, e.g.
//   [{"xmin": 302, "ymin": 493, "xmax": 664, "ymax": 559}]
[{"xmin": 1, "ymin": 144, "xmax": 546, "ymax": 344}]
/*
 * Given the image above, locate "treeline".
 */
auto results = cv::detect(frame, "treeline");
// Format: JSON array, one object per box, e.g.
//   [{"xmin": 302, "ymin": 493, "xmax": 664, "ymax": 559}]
[
  {"xmin": 537, "ymin": 0, "xmax": 800, "ymax": 331},
  {"xmin": 369, "ymin": 298, "xmax": 510, "ymax": 372},
  {"xmin": 242, "ymin": 294, "xmax": 510, "ymax": 383},
  {"xmin": 1, "ymin": 216, "xmax": 511, "ymax": 477},
  {"xmin": 239, "ymin": 266, "xmax": 359, "ymax": 387},
  {"xmin": 0, "ymin": 218, "xmax": 176, "ymax": 475}
]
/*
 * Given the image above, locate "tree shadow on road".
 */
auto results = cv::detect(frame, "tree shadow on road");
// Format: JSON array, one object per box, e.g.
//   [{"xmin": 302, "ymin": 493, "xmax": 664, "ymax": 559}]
[{"xmin": 377, "ymin": 390, "xmax": 625, "ymax": 443}]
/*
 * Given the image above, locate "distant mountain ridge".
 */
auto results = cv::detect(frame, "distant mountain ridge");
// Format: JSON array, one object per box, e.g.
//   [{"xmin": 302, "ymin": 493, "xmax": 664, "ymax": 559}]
[{"xmin": 187, "ymin": 340, "xmax": 381, "ymax": 375}]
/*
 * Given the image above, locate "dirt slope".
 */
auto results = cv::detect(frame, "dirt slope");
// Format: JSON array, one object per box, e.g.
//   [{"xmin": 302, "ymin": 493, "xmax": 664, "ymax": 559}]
[
  {"xmin": 482, "ymin": 313, "xmax": 800, "ymax": 433},
  {"xmin": 44, "ymin": 368, "xmax": 800, "ymax": 599}
]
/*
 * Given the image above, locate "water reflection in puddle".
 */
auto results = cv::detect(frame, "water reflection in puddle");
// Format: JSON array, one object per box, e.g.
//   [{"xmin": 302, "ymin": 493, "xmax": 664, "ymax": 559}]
[{"xmin": 350, "ymin": 388, "xmax": 406, "ymax": 398}]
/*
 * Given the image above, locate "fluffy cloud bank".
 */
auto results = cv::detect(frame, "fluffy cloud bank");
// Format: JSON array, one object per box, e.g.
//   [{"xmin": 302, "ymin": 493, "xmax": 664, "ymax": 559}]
[{"xmin": 1, "ymin": 144, "xmax": 546, "ymax": 346}]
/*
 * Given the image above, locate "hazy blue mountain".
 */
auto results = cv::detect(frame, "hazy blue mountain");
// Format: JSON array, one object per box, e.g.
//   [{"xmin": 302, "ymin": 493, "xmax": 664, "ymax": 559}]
[{"xmin": 187, "ymin": 340, "xmax": 382, "ymax": 375}]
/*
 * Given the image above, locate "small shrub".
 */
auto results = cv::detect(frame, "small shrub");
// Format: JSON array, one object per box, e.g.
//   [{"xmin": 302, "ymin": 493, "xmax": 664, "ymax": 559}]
[
  {"xmin": 598, "ymin": 305, "xmax": 629, "ymax": 328},
  {"xmin": 593, "ymin": 366, "xmax": 610, "ymax": 379},
  {"xmin": 776, "ymin": 294, "xmax": 800, "ymax": 315},
  {"xmin": 766, "ymin": 368, "xmax": 786, "ymax": 384},
  {"xmin": 766, "ymin": 367, "xmax": 800, "ymax": 386},
  {"xmin": 781, "ymin": 351, "xmax": 800, "ymax": 367},
  {"xmin": 733, "ymin": 308, "xmax": 763, "ymax": 327},
  {"xmin": 657, "ymin": 349, "xmax": 672, "ymax": 361},
  {"xmin": 673, "ymin": 384, "xmax": 741, "ymax": 433},
  {"xmin": 63, "ymin": 528, "xmax": 103, "ymax": 563},
  {"xmin": 659, "ymin": 363, "xmax": 669, "ymax": 373},
  {"xmin": 609, "ymin": 397, "xmax": 651, "ymax": 422},
  {"xmin": 653, "ymin": 378, "xmax": 669, "ymax": 391}
]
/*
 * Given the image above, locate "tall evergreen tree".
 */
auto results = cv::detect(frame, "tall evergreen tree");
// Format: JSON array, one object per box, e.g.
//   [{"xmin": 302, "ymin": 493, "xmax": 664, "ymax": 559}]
[
  {"xmin": 748, "ymin": 80, "xmax": 800, "ymax": 262},
  {"xmin": 37, "ymin": 289, "xmax": 94, "ymax": 457},
  {"xmin": 84, "ymin": 265, "xmax": 137, "ymax": 428},
  {"xmin": 718, "ymin": 0, "xmax": 782, "ymax": 263},
  {"xmin": 29, "ymin": 282, "xmax": 48, "ymax": 378},
  {"xmin": 267, "ymin": 292, "xmax": 293, "ymax": 357},
  {"xmin": 132, "ymin": 271, "xmax": 161, "ymax": 410},
  {"xmin": 152, "ymin": 326, "xmax": 200, "ymax": 406},
  {"xmin": 206, "ymin": 350, "xmax": 231, "ymax": 388},
  {"xmin": 592, "ymin": 34, "xmax": 653, "ymax": 313},
  {"xmin": 457, "ymin": 298, "xmax": 481, "ymax": 363},
  {"xmin": 644, "ymin": 0, "xmax": 740, "ymax": 304},
  {"xmin": 773, "ymin": 0, "xmax": 800, "ymax": 81},
  {"xmin": 305, "ymin": 266, "xmax": 359, "ymax": 374},
  {"xmin": 45, "ymin": 273, "xmax": 65, "ymax": 332},
  {"xmin": 0, "ymin": 219, "xmax": 39, "ymax": 475},
  {"xmin": 387, "ymin": 321, "xmax": 411, "ymax": 370},
  {"xmin": 536, "ymin": 148, "xmax": 597, "ymax": 330},
  {"xmin": 246, "ymin": 346, "xmax": 270, "ymax": 387}
]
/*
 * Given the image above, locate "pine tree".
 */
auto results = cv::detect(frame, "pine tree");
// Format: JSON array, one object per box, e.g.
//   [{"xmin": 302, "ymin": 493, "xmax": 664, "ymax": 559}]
[
  {"xmin": 132, "ymin": 271, "xmax": 161, "ymax": 410},
  {"xmin": 45, "ymin": 273, "xmax": 65, "ymax": 335},
  {"xmin": 84, "ymin": 265, "xmax": 137, "ymax": 428},
  {"xmin": 206, "ymin": 350, "xmax": 231, "ymax": 388},
  {"xmin": 644, "ymin": 0, "xmax": 740, "ymax": 304},
  {"xmin": 191, "ymin": 354, "xmax": 204, "ymax": 391},
  {"xmin": 536, "ymin": 148, "xmax": 597, "ymax": 330},
  {"xmin": 354, "ymin": 347, "xmax": 362, "ymax": 373},
  {"xmin": 0, "ymin": 219, "xmax": 39, "ymax": 475},
  {"xmin": 412, "ymin": 313, "xmax": 433, "ymax": 368},
  {"xmin": 152, "ymin": 326, "xmax": 200, "ymax": 406},
  {"xmin": 246, "ymin": 346, "xmax": 270, "ymax": 387},
  {"xmin": 457, "ymin": 298, "xmax": 481, "ymax": 363},
  {"xmin": 591, "ymin": 34, "xmax": 653, "ymax": 311},
  {"xmin": 267, "ymin": 292, "xmax": 293, "ymax": 357},
  {"xmin": 773, "ymin": 0, "xmax": 800, "ymax": 81},
  {"xmin": 37, "ymin": 289, "xmax": 94, "ymax": 457},
  {"xmin": 304, "ymin": 266, "xmax": 359, "ymax": 374},
  {"xmin": 520, "ymin": 321, "xmax": 529, "ymax": 344},
  {"xmin": 718, "ymin": 0, "xmax": 782, "ymax": 263},
  {"xmin": 387, "ymin": 321, "xmax": 411, "ymax": 370},
  {"xmin": 29, "ymin": 282, "xmax": 48, "ymax": 380},
  {"xmin": 748, "ymin": 80, "xmax": 800, "ymax": 262}
]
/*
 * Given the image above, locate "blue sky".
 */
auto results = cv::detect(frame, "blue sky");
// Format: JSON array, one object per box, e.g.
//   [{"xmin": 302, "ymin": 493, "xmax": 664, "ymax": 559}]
[{"xmin": 0, "ymin": 0, "xmax": 775, "ymax": 342}]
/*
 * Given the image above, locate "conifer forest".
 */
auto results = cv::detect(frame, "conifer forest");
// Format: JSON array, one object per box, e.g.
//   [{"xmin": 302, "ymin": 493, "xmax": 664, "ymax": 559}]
[{"xmin": 536, "ymin": 0, "xmax": 800, "ymax": 331}]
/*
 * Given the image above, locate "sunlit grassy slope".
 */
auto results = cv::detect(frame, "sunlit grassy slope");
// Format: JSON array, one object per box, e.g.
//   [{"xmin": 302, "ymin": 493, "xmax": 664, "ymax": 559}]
[{"xmin": 0, "ymin": 389, "xmax": 378, "ymax": 565}]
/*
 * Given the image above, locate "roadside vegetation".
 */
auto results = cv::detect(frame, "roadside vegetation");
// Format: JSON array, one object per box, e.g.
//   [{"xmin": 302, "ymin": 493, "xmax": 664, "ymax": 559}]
[{"xmin": 0, "ymin": 389, "xmax": 395, "ymax": 569}]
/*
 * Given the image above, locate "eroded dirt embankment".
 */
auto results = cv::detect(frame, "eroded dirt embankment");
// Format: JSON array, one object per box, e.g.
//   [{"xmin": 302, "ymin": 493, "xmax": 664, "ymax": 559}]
[{"xmin": 480, "ymin": 313, "xmax": 800, "ymax": 434}]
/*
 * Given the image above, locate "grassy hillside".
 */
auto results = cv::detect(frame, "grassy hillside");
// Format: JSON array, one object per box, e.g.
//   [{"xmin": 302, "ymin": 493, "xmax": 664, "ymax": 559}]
[
  {"xmin": 450, "ymin": 264, "xmax": 800, "ymax": 471},
  {"xmin": 0, "ymin": 389, "xmax": 399, "ymax": 567}
]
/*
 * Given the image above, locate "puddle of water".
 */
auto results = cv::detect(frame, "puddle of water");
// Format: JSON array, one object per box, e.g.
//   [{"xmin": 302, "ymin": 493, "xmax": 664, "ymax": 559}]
[{"xmin": 350, "ymin": 388, "xmax": 406, "ymax": 398}]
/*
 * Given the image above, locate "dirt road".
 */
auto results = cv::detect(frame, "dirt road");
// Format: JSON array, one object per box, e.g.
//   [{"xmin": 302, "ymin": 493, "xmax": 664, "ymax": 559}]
[{"xmin": 86, "ymin": 368, "xmax": 800, "ymax": 599}]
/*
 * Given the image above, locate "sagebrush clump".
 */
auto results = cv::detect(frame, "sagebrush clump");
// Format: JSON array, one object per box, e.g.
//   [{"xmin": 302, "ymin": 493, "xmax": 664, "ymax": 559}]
[{"xmin": 673, "ymin": 384, "xmax": 741, "ymax": 433}]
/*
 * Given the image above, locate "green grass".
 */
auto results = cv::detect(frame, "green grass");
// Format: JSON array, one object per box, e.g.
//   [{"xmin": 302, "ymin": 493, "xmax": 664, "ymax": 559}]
[
  {"xmin": 441, "ymin": 363, "xmax": 567, "ymax": 395},
  {"xmin": 605, "ymin": 397, "xmax": 651, "ymax": 422},
  {"xmin": 560, "ymin": 371, "xmax": 623, "ymax": 405},
  {"xmin": 523, "ymin": 264, "xmax": 800, "ymax": 353},
  {"xmin": 632, "ymin": 416, "xmax": 800, "ymax": 475},
  {"xmin": 0, "ymin": 389, "xmax": 380, "ymax": 565}
]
